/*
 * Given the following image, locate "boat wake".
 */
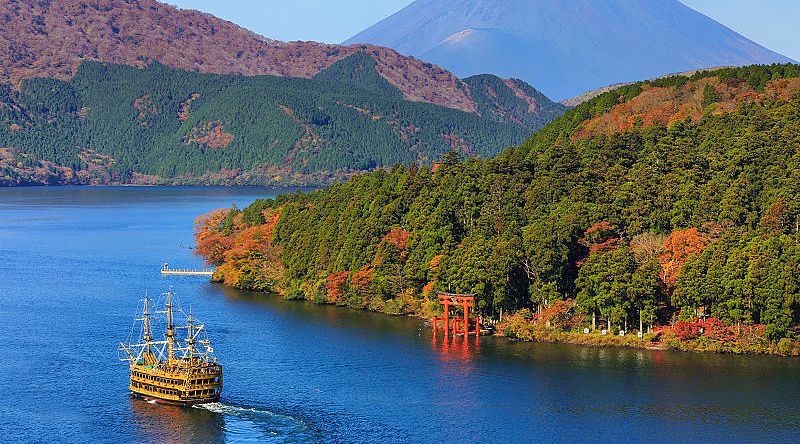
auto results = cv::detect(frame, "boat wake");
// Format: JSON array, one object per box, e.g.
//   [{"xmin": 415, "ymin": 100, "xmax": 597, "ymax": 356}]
[
  {"xmin": 194, "ymin": 402, "xmax": 319, "ymax": 443},
  {"xmin": 194, "ymin": 402, "xmax": 290, "ymax": 418}
]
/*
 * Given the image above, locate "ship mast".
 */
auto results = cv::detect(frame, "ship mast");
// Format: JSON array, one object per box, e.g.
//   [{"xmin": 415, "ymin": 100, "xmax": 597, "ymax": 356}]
[
  {"xmin": 143, "ymin": 294, "xmax": 152, "ymax": 356},
  {"xmin": 188, "ymin": 305, "xmax": 194, "ymax": 361},
  {"xmin": 166, "ymin": 289, "xmax": 174, "ymax": 363}
]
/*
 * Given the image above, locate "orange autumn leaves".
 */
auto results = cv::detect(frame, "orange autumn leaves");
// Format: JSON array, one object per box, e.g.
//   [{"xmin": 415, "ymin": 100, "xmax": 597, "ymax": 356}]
[
  {"xmin": 324, "ymin": 271, "xmax": 350, "ymax": 303},
  {"xmin": 324, "ymin": 228, "xmax": 410, "ymax": 304},
  {"xmin": 382, "ymin": 227, "xmax": 410, "ymax": 251},
  {"xmin": 195, "ymin": 212, "xmax": 412, "ymax": 301},
  {"xmin": 657, "ymin": 227, "xmax": 713, "ymax": 288},
  {"xmin": 194, "ymin": 207, "xmax": 283, "ymax": 290},
  {"xmin": 579, "ymin": 221, "xmax": 622, "ymax": 260},
  {"xmin": 194, "ymin": 208, "xmax": 232, "ymax": 265},
  {"xmin": 573, "ymin": 76, "xmax": 800, "ymax": 139},
  {"xmin": 581, "ymin": 221, "xmax": 715, "ymax": 288}
]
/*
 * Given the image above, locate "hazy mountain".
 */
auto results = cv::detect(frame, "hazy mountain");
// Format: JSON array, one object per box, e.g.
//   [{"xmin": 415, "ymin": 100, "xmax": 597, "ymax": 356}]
[{"xmin": 345, "ymin": 0, "xmax": 795, "ymax": 100}]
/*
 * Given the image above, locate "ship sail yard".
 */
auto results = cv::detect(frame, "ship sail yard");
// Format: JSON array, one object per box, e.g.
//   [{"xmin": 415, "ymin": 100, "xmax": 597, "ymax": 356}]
[{"xmin": 120, "ymin": 290, "xmax": 222, "ymax": 405}]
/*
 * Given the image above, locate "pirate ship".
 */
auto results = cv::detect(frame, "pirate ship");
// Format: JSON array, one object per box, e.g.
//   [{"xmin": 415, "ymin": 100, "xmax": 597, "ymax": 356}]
[{"xmin": 120, "ymin": 290, "xmax": 222, "ymax": 405}]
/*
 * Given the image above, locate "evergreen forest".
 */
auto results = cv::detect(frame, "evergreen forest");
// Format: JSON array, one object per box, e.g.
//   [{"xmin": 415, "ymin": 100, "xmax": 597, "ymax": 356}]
[
  {"xmin": 195, "ymin": 64, "xmax": 800, "ymax": 354},
  {"xmin": 0, "ymin": 53, "xmax": 564, "ymax": 185}
]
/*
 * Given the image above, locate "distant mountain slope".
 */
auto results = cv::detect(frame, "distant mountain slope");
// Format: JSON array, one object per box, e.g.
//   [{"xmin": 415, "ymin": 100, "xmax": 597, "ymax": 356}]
[
  {"xmin": 0, "ymin": 0, "xmax": 476, "ymax": 112},
  {"xmin": 465, "ymin": 75, "xmax": 568, "ymax": 129},
  {"xmin": 560, "ymin": 67, "xmax": 736, "ymax": 107},
  {"xmin": 316, "ymin": 53, "xmax": 567, "ymax": 130},
  {"xmin": 0, "ymin": 58, "xmax": 550, "ymax": 186},
  {"xmin": 345, "ymin": 0, "xmax": 795, "ymax": 100}
]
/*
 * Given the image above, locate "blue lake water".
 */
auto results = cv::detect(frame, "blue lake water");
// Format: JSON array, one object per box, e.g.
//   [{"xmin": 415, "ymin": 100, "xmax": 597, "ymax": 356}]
[{"xmin": 0, "ymin": 186, "xmax": 798, "ymax": 443}]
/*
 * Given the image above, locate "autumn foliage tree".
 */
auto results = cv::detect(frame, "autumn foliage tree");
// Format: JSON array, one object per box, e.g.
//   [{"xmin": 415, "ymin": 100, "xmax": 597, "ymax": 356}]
[
  {"xmin": 579, "ymin": 222, "xmax": 622, "ymax": 258},
  {"xmin": 658, "ymin": 228, "xmax": 711, "ymax": 288},
  {"xmin": 534, "ymin": 299, "xmax": 581, "ymax": 330},
  {"xmin": 194, "ymin": 208, "xmax": 233, "ymax": 265},
  {"xmin": 194, "ymin": 206, "xmax": 285, "ymax": 292},
  {"xmin": 325, "ymin": 271, "xmax": 350, "ymax": 304},
  {"xmin": 382, "ymin": 228, "xmax": 411, "ymax": 251}
]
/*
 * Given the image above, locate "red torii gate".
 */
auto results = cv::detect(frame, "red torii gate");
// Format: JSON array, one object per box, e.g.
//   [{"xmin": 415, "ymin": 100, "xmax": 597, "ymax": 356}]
[{"xmin": 431, "ymin": 292, "xmax": 480, "ymax": 337}]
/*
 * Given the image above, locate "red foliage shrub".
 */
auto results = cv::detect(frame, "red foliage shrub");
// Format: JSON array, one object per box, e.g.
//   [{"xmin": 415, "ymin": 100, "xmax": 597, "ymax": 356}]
[
  {"xmin": 670, "ymin": 317, "xmax": 762, "ymax": 343},
  {"xmin": 651, "ymin": 325, "xmax": 673, "ymax": 336},
  {"xmin": 588, "ymin": 237, "xmax": 623, "ymax": 256},
  {"xmin": 350, "ymin": 266, "xmax": 374, "ymax": 295},
  {"xmin": 701, "ymin": 317, "xmax": 736, "ymax": 342},
  {"xmin": 578, "ymin": 222, "xmax": 622, "ymax": 265},
  {"xmin": 534, "ymin": 299, "xmax": 580, "ymax": 330},
  {"xmin": 325, "ymin": 271, "xmax": 349, "ymax": 303},
  {"xmin": 674, "ymin": 321, "xmax": 701, "ymax": 340},
  {"xmin": 582, "ymin": 221, "xmax": 615, "ymax": 240},
  {"xmin": 383, "ymin": 228, "xmax": 411, "ymax": 251}
]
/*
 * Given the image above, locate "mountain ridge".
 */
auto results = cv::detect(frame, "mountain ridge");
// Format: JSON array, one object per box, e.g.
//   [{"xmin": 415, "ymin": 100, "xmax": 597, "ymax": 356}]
[
  {"xmin": 0, "ymin": 57, "xmax": 565, "ymax": 186},
  {"xmin": 0, "ymin": 0, "xmax": 491, "ymax": 113},
  {"xmin": 0, "ymin": 0, "xmax": 570, "ymax": 186}
]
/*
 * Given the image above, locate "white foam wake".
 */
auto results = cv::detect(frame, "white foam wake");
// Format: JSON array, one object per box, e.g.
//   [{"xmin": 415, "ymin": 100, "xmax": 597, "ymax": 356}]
[
  {"xmin": 193, "ymin": 402, "xmax": 319, "ymax": 442},
  {"xmin": 194, "ymin": 402, "xmax": 281, "ymax": 417},
  {"xmin": 194, "ymin": 402, "xmax": 308, "ymax": 427}
]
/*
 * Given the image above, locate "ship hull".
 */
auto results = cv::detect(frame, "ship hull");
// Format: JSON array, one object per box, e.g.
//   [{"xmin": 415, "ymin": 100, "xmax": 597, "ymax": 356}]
[
  {"xmin": 128, "ymin": 361, "xmax": 223, "ymax": 406},
  {"xmin": 133, "ymin": 391, "xmax": 219, "ymax": 406}
]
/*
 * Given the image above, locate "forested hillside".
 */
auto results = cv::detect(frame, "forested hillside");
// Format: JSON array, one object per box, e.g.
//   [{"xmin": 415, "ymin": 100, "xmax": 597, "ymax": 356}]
[
  {"xmin": 0, "ymin": 57, "xmax": 563, "ymax": 185},
  {"xmin": 196, "ymin": 64, "xmax": 800, "ymax": 353},
  {"xmin": 0, "ymin": 0, "xmax": 476, "ymax": 113},
  {"xmin": 465, "ymin": 74, "xmax": 567, "ymax": 129}
]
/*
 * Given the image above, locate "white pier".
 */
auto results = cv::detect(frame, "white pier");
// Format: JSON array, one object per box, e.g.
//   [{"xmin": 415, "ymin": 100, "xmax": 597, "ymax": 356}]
[{"xmin": 160, "ymin": 263, "xmax": 214, "ymax": 276}]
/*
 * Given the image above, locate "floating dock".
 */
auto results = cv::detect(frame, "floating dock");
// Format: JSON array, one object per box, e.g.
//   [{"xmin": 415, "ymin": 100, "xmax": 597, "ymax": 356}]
[{"xmin": 160, "ymin": 263, "xmax": 214, "ymax": 276}]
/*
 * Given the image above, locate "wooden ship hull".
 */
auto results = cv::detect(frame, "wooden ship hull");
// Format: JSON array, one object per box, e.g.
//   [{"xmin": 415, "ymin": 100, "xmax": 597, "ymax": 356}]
[
  {"xmin": 129, "ymin": 361, "xmax": 222, "ymax": 405},
  {"xmin": 135, "ymin": 392, "xmax": 219, "ymax": 406}
]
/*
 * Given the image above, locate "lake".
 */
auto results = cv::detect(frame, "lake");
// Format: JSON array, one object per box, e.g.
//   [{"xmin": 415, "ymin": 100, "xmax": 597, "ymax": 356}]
[{"xmin": 1, "ymin": 186, "xmax": 798, "ymax": 443}]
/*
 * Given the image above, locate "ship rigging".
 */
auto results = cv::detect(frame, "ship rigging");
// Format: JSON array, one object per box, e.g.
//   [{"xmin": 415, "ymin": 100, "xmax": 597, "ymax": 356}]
[{"xmin": 119, "ymin": 289, "xmax": 222, "ymax": 405}]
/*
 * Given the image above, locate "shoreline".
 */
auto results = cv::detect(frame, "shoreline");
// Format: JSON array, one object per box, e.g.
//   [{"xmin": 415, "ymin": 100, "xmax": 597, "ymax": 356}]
[{"xmin": 229, "ymin": 284, "xmax": 799, "ymax": 358}]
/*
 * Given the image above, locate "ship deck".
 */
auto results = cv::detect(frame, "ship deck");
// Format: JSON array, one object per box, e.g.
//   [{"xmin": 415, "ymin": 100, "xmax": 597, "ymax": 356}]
[{"xmin": 129, "ymin": 361, "xmax": 222, "ymax": 405}]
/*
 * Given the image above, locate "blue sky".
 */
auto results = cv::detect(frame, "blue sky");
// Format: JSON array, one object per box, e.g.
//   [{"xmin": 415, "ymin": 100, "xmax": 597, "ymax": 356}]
[{"xmin": 167, "ymin": 0, "xmax": 799, "ymax": 61}]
